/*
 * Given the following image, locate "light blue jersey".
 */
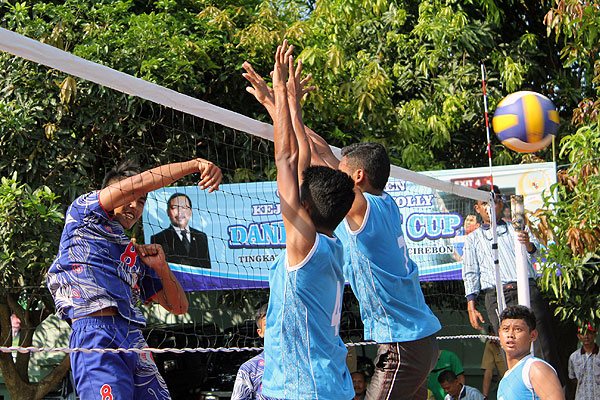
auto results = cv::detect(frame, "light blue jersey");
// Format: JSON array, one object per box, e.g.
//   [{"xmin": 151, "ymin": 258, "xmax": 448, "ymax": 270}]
[
  {"xmin": 263, "ymin": 233, "xmax": 353, "ymax": 400},
  {"xmin": 335, "ymin": 192, "xmax": 441, "ymax": 343},
  {"xmin": 498, "ymin": 355, "xmax": 555, "ymax": 400}
]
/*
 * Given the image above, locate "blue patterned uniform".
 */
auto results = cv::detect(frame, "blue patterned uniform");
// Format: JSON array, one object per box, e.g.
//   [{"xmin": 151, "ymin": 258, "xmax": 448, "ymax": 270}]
[
  {"xmin": 335, "ymin": 192, "xmax": 441, "ymax": 342},
  {"xmin": 232, "ymin": 352, "xmax": 269, "ymax": 400},
  {"xmin": 47, "ymin": 191, "xmax": 170, "ymax": 400},
  {"xmin": 263, "ymin": 233, "xmax": 353, "ymax": 400},
  {"xmin": 498, "ymin": 355, "xmax": 554, "ymax": 400}
]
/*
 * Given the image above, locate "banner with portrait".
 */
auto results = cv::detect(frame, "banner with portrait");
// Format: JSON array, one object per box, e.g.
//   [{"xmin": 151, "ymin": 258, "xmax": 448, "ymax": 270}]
[{"xmin": 142, "ymin": 162, "xmax": 556, "ymax": 291}]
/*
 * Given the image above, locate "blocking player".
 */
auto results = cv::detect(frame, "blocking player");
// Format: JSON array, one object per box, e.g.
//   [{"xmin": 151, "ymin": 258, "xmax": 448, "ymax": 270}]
[
  {"xmin": 250, "ymin": 40, "xmax": 355, "ymax": 399},
  {"xmin": 242, "ymin": 57, "xmax": 441, "ymax": 400},
  {"xmin": 497, "ymin": 305, "xmax": 564, "ymax": 400},
  {"xmin": 47, "ymin": 158, "xmax": 221, "ymax": 399}
]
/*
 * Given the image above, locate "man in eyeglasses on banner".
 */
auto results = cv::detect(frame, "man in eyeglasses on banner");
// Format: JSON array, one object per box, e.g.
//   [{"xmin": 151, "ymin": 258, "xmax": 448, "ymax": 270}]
[
  {"xmin": 151, "ymin": 192, "xmax": 211, "ymax": 269},
  {"xmin": 461, "ymin": 183, "xmax": 564, "ymax": 385}
]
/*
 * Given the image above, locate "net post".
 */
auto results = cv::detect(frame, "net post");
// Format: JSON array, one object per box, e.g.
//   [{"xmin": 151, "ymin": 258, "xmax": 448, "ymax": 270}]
[{"xmin": 511, "ymin": 195, "xmax": 531, "ymax": 308}]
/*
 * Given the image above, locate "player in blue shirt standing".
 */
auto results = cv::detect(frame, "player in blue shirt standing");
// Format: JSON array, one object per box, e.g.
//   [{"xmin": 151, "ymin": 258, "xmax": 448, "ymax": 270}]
[
  {"xmin": 47, "ymin": 157, "xmax": 221, "ymax": 400},
  {"xmin": 318, "ymin": 141, "xmax": 441, "ymax": 400},
  {"xmin": 242, "ymin": 55, "xmax": 441, "ymax": 400},
  {"xmin": 497, "ymin": 305, "xmax": 563, "ymax": 400},
  {"xmin": 244, "ymin": 41, "xmax": 355, "ymax": 400}
]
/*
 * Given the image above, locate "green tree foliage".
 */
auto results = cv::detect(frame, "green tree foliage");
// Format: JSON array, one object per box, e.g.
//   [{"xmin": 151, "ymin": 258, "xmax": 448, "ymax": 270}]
[
  {"xmin": 534, "ymin": 0, "xmax": 600, "ymax": 330},
  {"xmin": 0, "ymin": 0, "xmax": 285, "ymax": 197},
  {"xmin": 290, "ymin": 0, "xmax": 575, "ymax": 170},
  {"xmin": 0, "ymin": 176, "xmax": 67, "ymax": 400},
  {"xmin": 0, "ymin": 1, "xmax": 599, "ymax": 395}
]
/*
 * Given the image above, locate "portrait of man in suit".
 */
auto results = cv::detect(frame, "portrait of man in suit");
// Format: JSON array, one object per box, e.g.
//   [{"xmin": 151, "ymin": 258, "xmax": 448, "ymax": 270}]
[{"xmin": 151, "ymin": 193, "xmax": 211, "ymax": 268}]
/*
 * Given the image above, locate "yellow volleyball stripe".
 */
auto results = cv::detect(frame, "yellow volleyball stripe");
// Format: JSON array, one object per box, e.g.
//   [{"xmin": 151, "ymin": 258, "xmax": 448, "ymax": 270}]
[
  {"xmin": 548, "ymin": 109, "xmax": 560, "ymax": 124},
  {"xmin": 523, "ymin": 94, "xmax": 543, "ymax": 143},
  {"xmin": 492, "ymin": 114, "xmax": 519, "ymax": 132}
]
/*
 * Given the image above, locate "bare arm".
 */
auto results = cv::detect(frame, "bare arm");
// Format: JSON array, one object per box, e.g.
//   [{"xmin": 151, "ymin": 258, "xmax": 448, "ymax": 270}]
[
  {"xmin": 530, "ymin": 361, "xmax": 565, "ymax": 400},
  {"xmin": 287, "ymin": 57, "xmax": 312, "ymax": 183},
  {"xmin": 99, "ymin": 158, "xmax": 222, "ymax": 212},
  {"xmin": 135, "ymin": 244, "xmax": 188, "ymax": 314},
  {"xmin": 272, "ymin": 41, "xmax": 316, "ymax": 267},
  {"xmin": 482, "ymin": 369, "xmax": 493, "ymax": 397},
  {"xmin": 304, "ymin": 127, "xmax": 340, "ymax": 169}
]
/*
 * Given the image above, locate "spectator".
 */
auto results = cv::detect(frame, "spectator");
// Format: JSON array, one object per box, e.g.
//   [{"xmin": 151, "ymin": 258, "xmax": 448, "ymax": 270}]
[
  {"xmin": 351, "ymin": 371, "xmax": 367, "ymax": 400},
  {"xmin": 428, "ymin": 350, "xmax": 465, "ymax": 400},
  {"xmin": 481, "ymin": 325, "xmax": 507, "ymax": 399},
  {"xmin": 568, "ymin": 324, "xmax": 599, "ymax": 400},
  {"xmin": 231, "ymin": 304, "xmax": 269, "ymax": 400},
  {"xmin": 10, "ymin": 313, "xmax": 20, "ymax": 346},
  {"xmin": 438, "ymin": 370, "xmax": 484, "ymax": 400}
]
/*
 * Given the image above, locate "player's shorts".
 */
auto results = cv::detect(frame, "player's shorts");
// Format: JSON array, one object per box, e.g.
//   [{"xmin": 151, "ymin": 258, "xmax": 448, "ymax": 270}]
[
  {"xmin": 366, "ymin": 334, "xmax": 438, "ymax": 400},
  {"xmin": 70, "ymin": 315, "xmax": 171, "ymax": 400}
]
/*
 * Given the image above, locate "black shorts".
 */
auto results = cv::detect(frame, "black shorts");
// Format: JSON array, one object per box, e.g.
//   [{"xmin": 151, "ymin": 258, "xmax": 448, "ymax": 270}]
[{"xmin": 366, "ymin": 334, "xmax": 438, "ymax": 400}]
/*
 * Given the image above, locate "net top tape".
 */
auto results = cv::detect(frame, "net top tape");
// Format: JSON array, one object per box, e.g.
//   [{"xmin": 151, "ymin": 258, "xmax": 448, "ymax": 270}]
[{"xmin": 0, "ymin": 27, "xmax": 488, "ymax": 201}]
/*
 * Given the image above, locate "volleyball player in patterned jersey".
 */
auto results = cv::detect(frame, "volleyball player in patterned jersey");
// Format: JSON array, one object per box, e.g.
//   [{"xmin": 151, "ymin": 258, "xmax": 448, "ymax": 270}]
[
  {"xmin": 47, "ymin": 158, "xmax": 221, "ymax": 400},
  {"xmin": 231, "ymin": 304, "xmax": 269, "ymax": 400},
  {"xmin": 244, "ymin": 41, "xmax": 355, "ymax": 399}
]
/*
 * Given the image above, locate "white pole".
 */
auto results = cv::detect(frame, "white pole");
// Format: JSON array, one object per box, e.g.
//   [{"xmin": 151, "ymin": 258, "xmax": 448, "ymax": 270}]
[
  {"xmin": 511, "ymin": 195, "xmax": 530, "ymax": 307},
  {"xmin": 489, "ymin": 193, "xmax": 506, "ymax": 318}
]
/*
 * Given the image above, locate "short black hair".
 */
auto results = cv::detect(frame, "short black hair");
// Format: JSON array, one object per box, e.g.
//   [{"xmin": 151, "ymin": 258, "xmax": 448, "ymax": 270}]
[
  {"xmin": 101, "ymin": 160, "xmax": 141, "ymax": 188},
  {"xmin": 351, "ymin": 371, "xmax": 366, "ymax": 379},
  {"xmin": 300, "ymin": 166, "xmax": 355, "ymax": 231},
  {"xmin": 167, "ymin": 193, "xmax": 192, "ymax": 210},
  {"xmin": 437, "ymin": 369, "xmax": 458, "ymax": 384},
  {"xmin": 500, "ymin": 305, "xmax": 537, "ymax": 331},
  {"xmin": 477, "ymin": 184, "xmax": 501, "ymax": 195},
  {"xmin": 254, "ymin": 303, "xmax": 268, "ymax": 328},
  {"xmin": 341, "ymin": 142, "xmax": 390, "ymax": 191}
]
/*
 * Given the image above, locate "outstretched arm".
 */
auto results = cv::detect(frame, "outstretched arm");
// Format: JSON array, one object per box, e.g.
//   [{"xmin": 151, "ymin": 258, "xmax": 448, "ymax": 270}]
[
  {"xmin": 99, "ymin": 158, "xmax": 222, "ymax": 212},
  {"xmin": 272, "ymin": 41, "xmax": 316, "ymax": 267},
  {"xmin": 286, "ymin": 57, "xmax": 312, "ymax": 183}
]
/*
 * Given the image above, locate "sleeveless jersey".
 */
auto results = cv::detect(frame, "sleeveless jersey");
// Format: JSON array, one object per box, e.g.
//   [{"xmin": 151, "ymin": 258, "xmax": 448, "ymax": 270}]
[
  {"xmin": 335, "ymin": 192, "xmax": 441, "ymax": 342},
  {"xmin": 498, "ymin": 355, "xmax": 555, "ymax": 400},
  {"xmin": 263, "ymin": 233, "xmax": 353, "ymax": 400},
  {"xmin": 47, "ymin": 191, "xmax": 163, "ymax": 325}
]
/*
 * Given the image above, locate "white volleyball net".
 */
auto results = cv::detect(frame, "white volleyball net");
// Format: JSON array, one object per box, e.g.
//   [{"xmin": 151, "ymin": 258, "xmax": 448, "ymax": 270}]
[{"xmin": 0, "ymin": 27, "xmax": 514, "ymax": 398}]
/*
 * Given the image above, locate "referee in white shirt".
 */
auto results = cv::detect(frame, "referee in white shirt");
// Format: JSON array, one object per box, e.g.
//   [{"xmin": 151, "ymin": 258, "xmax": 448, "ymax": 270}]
[{"xmin": 462, "ymin": 184, "xmax": 564, "ymax": 385}]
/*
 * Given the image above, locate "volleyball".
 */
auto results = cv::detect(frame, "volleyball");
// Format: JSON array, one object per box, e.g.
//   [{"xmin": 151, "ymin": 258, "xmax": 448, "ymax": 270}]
[{"xmin": 492, "ymin": 91, "xmax": 559, "ymax": 153}]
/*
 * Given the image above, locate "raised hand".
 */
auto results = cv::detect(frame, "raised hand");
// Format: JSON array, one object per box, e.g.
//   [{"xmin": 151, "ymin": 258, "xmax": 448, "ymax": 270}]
[
  {"xmin": 196, "ymin": 158, "xmax": 222, "ymax": 193},
  {"xmin": 273, "ymin": 39, "xmax": 293, "ymax": 90},
  {"xmin": 287, "ymin": 57, "xmax": 315, "ymax": 106},
  {"xmin": 242, "ymin": 61, "xmax": 275, "ymax": 115}
]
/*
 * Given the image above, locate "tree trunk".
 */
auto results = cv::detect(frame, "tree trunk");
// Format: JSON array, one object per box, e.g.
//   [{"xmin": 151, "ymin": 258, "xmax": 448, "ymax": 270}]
[{"xmin": 0, "ymin": 302, "xmax": 71, "ymax": 400}]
